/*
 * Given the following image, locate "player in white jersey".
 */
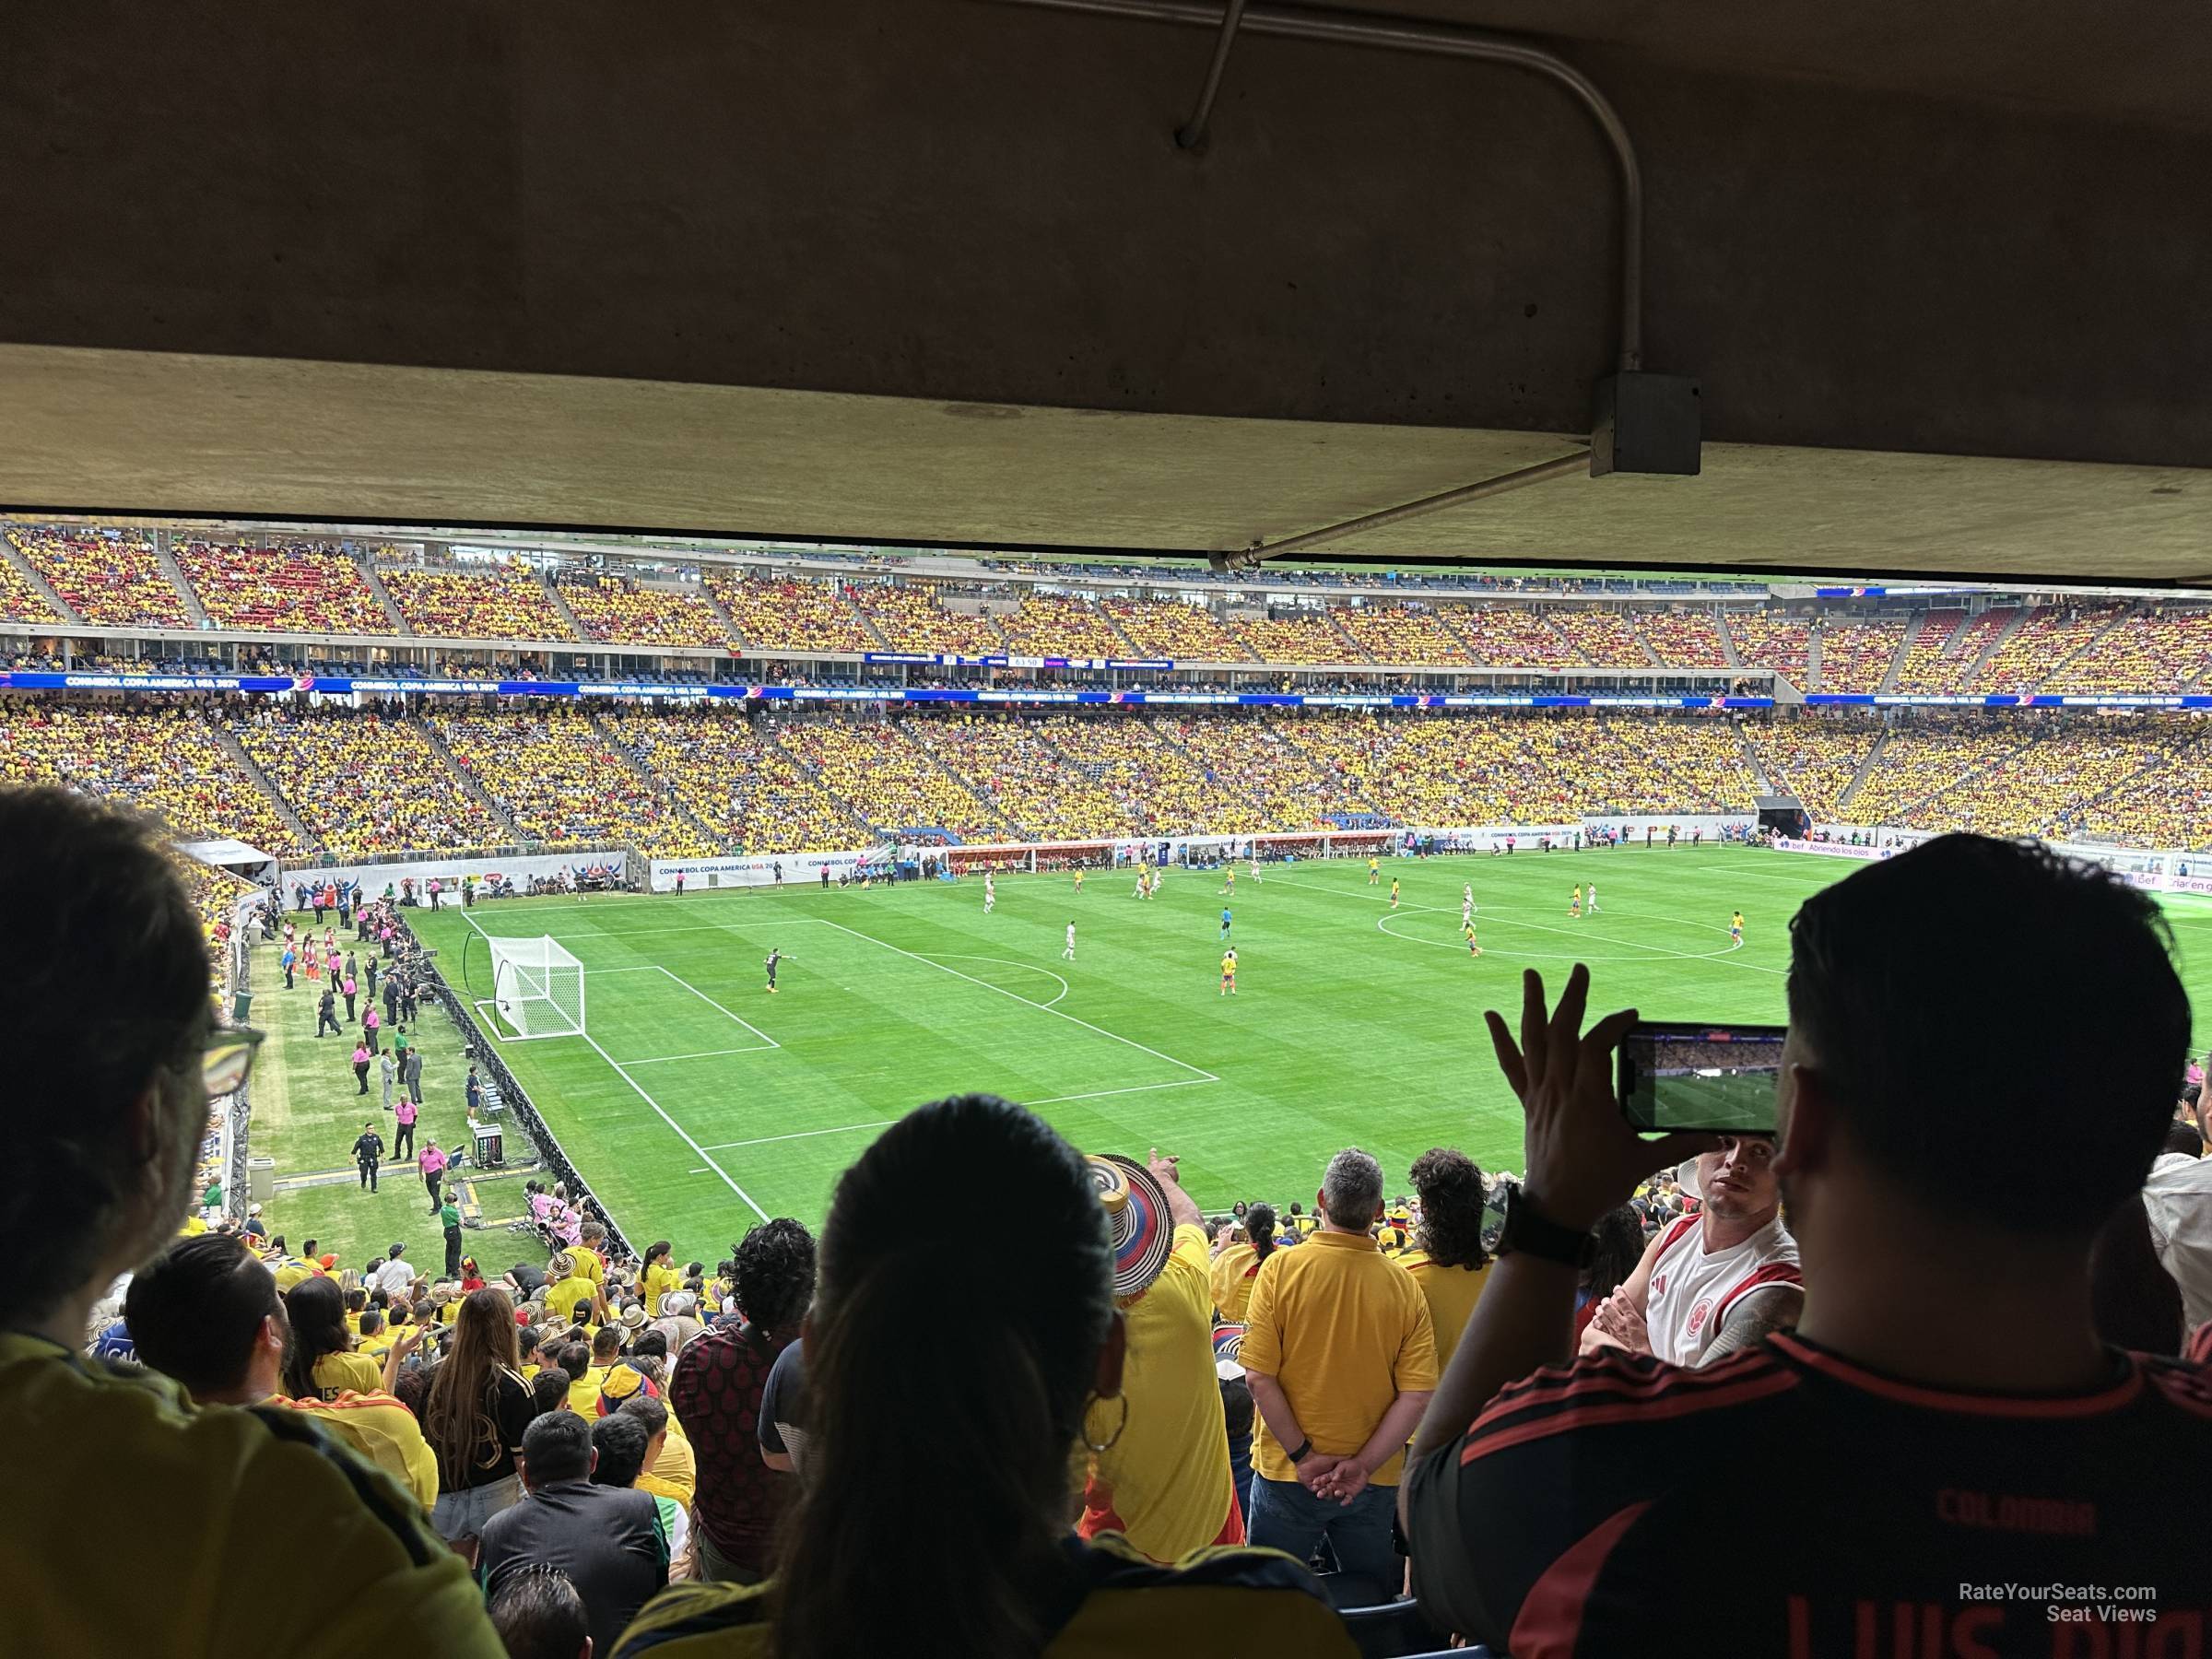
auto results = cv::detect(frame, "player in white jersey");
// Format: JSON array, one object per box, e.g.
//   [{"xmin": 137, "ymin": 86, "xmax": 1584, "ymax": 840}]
[
  {"xmin": 1248, "ymin": 853, "xmax": 1263, "ymax": 884},
  {"xmin": 1062, "ymin": 921, "xmax": 1076, "ymax": 961},
  {"xmin": 1580, "ymin": 1135, "xmax": 1803, "ymax": 1368},
  {"xmin": 983, "ymin": 872, "xmax": 995, "ymax": 914},
  {"xmin": 1586, "ymin": 882, "xmax": 1600, "ymax": 914}
]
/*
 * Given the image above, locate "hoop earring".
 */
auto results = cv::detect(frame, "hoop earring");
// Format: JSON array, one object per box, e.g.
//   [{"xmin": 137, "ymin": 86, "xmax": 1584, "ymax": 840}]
[{"xmin": 1083, "ymin": 1393, "xmax": 1129, "ymax": 1453}]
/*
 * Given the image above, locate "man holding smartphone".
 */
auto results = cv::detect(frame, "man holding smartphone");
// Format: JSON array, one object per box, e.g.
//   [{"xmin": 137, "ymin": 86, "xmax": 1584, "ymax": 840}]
[{"xmin": 1399, "ymin": 834, "xmax": 2208, "ymax": 1656}]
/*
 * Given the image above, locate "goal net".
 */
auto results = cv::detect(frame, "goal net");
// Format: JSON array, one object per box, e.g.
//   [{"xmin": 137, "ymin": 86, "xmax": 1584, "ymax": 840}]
[{"xmin": 488, "ymin": 935, "xmax": 585, "ymax": 1040}]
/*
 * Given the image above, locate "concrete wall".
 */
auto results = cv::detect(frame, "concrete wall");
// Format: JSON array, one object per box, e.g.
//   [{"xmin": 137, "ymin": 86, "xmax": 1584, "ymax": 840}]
[{"xmin": 1, "ymin": 2, "xmax": 2206, "ymax": 467}]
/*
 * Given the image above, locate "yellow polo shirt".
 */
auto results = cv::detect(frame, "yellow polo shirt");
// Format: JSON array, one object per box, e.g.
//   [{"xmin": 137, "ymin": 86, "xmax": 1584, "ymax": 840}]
[
  {"xmin": 1, "ymin": 1335, "xmax": 499, "ymax": 1656},
  {"xmin": 568, "ymin": 1363, "xmax": 611, "ymax": 1416},
  {"xmin": 1238, "ymin": 1229, "xmax": 1438, "ymax": 1486},
  {"xmin": 1398, "ymin": 1250, "xmax": 1490, "ymax": 1371},
  {"xmin": 1078, "ymin": 1224, "xmax": 1238, "ymax": 1562},
  {"xmin": 547, "ymin": 1274, "xmax": 599, "ymax": 1324},
  {"xmin": 572, "ymin": 1245, "xmax": 607, "ymax": 1291},
  {"xmin": 642, "ymin": 1261, "xmax": 682, "ymax": 1312}
]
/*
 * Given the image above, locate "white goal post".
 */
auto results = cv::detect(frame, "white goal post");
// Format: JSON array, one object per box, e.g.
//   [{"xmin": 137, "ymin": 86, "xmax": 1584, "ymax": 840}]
[{"xmin": 489, "ymin": 935, "xmax": 586, "ymax": 1040}]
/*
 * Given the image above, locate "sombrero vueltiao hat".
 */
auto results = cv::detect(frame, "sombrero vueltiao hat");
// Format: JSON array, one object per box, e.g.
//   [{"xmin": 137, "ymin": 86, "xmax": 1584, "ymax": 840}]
[
  {"xmin": 1088, "ymin": 1153, "xmax": 1172, "ymax": 1300},
  {"xmin": 1212, "ymin": 1323, "xmax": 1247, "ymax": 1381}
]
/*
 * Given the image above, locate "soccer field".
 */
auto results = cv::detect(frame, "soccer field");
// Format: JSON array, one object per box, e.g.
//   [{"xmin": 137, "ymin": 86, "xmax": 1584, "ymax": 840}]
[{"xmin": 411, "ymin": 845, "xmax": 2212, "ymax": 1248}]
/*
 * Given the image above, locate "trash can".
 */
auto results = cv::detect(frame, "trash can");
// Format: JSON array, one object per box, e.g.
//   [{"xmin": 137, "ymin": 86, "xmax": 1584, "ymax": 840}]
[
  {"xmin": 232, "ymin": 989, "xmax": 253, "ymax": 1027},
  {"xmin": 247, "ymin": 1156, "xmax": 276, "ymax": 1205}
]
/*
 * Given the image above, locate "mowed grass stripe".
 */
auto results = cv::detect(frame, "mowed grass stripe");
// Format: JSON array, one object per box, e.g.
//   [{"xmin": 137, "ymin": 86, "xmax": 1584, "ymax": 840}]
[{"xmin": 410, "ymin": 846, "xmax": 2212, "ymax": 1251}]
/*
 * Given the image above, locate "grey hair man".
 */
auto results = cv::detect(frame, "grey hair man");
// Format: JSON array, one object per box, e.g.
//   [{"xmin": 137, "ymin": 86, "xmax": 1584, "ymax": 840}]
[{"xmin": 1236, "ymin": 1147, "xmax": 1440, "ymax": 1605}]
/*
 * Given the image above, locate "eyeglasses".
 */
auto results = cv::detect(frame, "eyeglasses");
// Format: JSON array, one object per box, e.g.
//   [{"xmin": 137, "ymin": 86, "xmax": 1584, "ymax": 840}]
[{"xmin": 203, "ymin": 1028, "xmax": 267, "ymax": 1098}]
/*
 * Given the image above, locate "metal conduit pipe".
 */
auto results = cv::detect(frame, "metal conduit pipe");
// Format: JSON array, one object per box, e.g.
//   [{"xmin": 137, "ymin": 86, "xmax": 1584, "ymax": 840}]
[
  {"xmin": 1173, "ymin": 0, "xmax": 1248, "ymax": 149},
  {"xmin": 1239, "ymin": 449, "xmax": 1589, "ymax": 560},
  {"xmin": 984, "ymin": 0, "xmax": 1645, "ymax": 373}
]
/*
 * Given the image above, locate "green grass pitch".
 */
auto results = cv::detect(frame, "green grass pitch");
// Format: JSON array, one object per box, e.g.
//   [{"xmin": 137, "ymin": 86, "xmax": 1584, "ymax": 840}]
[{"xmin": 396, "ymin": 845, "xmax": 2212, "ymax": 1252}]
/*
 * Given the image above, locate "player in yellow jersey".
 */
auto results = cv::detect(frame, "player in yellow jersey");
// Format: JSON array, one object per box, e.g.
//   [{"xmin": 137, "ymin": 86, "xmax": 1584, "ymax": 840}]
[
  {"xmin": 1219, "ymin": 947, "xmax": 1238, "ymax": 995},
  {"xmin": 1571, "ymin": 884, "xmax": 1583, "ymax": 918},
  {"xmin": 1465, "ymin": 921, "xmax": 1482, "ymax": 957},
  {"xmin": 1731, "ymin": 909, "xmax": 1745, "ymax": 946},
  {"xmin": 1390, "ymin": 877, "xmax": 1401, "ymax": 911},
  {"xmin": 1219, "ymin": 865, "xmax": 1235, "ymax": 897},
  {"xmin": 1369, "ymin": 855, "xmax": 1380, "ymax": 885},
  {"xmin": 1074, "ymin": 867, "xmax": 1085, "ymax": 894}
]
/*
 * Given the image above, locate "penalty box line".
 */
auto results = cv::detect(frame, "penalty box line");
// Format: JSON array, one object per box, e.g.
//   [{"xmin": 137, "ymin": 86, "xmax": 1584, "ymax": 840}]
[{"xmin": 462, "ymin": 914, "xmax": 771, "ymax": 1221}]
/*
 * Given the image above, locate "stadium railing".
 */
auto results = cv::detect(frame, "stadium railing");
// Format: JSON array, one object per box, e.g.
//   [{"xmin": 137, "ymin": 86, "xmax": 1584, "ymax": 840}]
[
  {"xmin": 939, "ymin": 827, "xmax": 1403, "ymax": 876},
  {"xmin": 395, "ymin": 912, "xmax": 637, "ymax": 1260}
]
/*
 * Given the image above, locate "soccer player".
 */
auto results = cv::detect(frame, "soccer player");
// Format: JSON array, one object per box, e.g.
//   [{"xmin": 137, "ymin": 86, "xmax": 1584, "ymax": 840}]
[
  {"xmin": 1730, "ymin": 909, "xmax": 1745, "ymax": 946},
  {"xmin": 1390, "ymin": 877, "xmax": 1401, "ymax": 911},
  {"xmin": 1571, "ymin": 884, "xmax": 1583, "ymax": 918},
  {"xmin": 764, "ymin": 948, "xmax": 782, "ymax": 994},
  {"xmin": 984, "ymin": 872, "xmax": 996, "ymax": 914},
  {"xmin": 1249, "ymin": 853, "xmax": 1263, "ymax": 884},
  {"xmin": 1219, "ymin": 906, "xmax": 1232, "ymax": 941},
  {"xmin": 1219, "ymin": 946, "xmax": 1238, "ymax": 996},
  {"xmin": 1073, "ymin": 868, "xmax": 1085, "ymax": 895},
  {"xmin": 1369, "ymin": 855, "xmax": 1381, "ymax": 885},
  {"xmin": 1465, "ymin": 922, "xmax": 1482, "ymax": 958},
  {"xmin": 1063, "ymin": 922, "xmax": 1077, "ymax": 962},
  {"xmin": 1133, "ymin": 868, "xmax": 1150, "ymax": 900},
  {"xmin": 1587, "ymin": 882, "xmax": 1600, "ymax": 914},
  {"xmin": 1219, "ymin": 866, "xmax": 1235, "ymax": 897}
]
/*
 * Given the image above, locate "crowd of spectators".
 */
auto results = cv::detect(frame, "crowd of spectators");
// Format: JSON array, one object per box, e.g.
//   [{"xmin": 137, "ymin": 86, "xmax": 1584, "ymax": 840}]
[
  {"xmin": 230, "ymin": 704, "xmax": 505, "ymax": 859},
  {"xmin": 1888, "ymin": 607, "xmax": 1968, "ymax": 692},
  {"xmin": 1100, "ymin": 593, "xmax": 1253, "ymax": 659},
  {"xmin": 1977, "ymin": 602, "xmax": 2126, "ymax": 693},
  {"xmin": 379, "ymin": 561, "xmax": 577, "ymax": 642},
  {"xmin": 996, "ymin": 591, "xmax": 1132, "ymax": 659},
  {"xmin": 849, "ymin": 581, "xmax": 1007, "ymax": 654},
  {"xmin": 602, "ymin": 707, "xmax": 861, "ymax": 854},
  {"xmin": 1453, "ymin": 604, "xmax": 1579, "ymax": 667},
  {"xmin": 1725, "ymin": 612, "xmax": 1811, "ymax": 682},
  {"xmin": 1843, "ymin": 712, "xmax": 2040, "ymax": 826},
  {"xmin": 2049, "ymin": 605, "xmax": 2212, "ymax": 693},
  {"xmin": 1547, "ymin": 606, "xmax": 1652, "ymax": 667},
  {"xmin": 1811, "ymin": 615, "xmax": 1906, "ymax": 692},
  {"xmin": 1634, "ymin": 606, "xmax": 1730, "ymax": 668},
  {"xmin": 557, "ymin": 572, "xmax": 726, "ymax": 649},
  {"xmin": 778, "ymin": 716, "xmax": 1016, "ymax": 839},
  {"xmin": 1228, "ymin": 608, "xmax": 1367, "ymax": 665},
  {"xmin": 8, "ymin": 526, "xmax": 192, "ymax": 628},
  {"xmin": 0, "ymin": 700, "xmax": 302, "ymax": 855},
  {"xmin": 1334, "ymin": 603, "xmax": 1476, "ymax": 667},
  {"xmin": 1036, "ymin": 712, "xmax": 1275, "ymax": 835},
  {"xmin": 1744, "ymin": 713, "xmax": 1884, "ymax": 820},
  {"xmin": 433, "ymin": 708, "xmax": 691, "ymax": 848},
  {"xmin": 0, "ymin": 542, "xmax": 59, "ymax": 622},
  {"xmin": 703, "ymin": 571, "xmax": 874, "ymax": 653},
  {"xmin": 174, "ymin": 539, "xmax": 391, "ymax": 634},
  {"xmin": 907, "ymin": 714, "xmax": 1131, "ymax": 839}
]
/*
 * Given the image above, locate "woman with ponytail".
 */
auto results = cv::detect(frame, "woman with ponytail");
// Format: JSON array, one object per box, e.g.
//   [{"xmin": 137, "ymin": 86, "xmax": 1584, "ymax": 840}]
[
  {"xmin": 1208, "ymin": 1202, "xmax": 1277, "ymax": 1324},
  {"xmin": 610, "ymin": 1095, "xmax": 1354, "ymax": 1659}
]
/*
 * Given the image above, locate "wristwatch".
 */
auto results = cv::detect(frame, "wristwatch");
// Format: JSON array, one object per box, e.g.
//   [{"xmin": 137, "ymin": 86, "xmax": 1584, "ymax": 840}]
[{"xmin": 1497, "ymin": 1186, "xmax": 1596, "ymax": 1268}]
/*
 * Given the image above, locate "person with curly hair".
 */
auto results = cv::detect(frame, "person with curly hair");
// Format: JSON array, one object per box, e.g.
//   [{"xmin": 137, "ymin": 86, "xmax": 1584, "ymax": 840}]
[
  {"xmin": 1397, "ymin": 1148, "xmax": 1493, "ymax": 1369},
  {"xmin": 666, "ymin": 1216, "xmax": 818, "ymax": 1584},
  {"xmin": 1573, "ymin": 1205, "xmax": 1650, "ymax": 1344}
]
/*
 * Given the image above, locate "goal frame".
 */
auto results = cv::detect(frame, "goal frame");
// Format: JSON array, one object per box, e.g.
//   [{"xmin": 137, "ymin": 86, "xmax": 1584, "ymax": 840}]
[{"xmin": 488, "ymin": 935, "xmax": 586, "ymax": 1040}]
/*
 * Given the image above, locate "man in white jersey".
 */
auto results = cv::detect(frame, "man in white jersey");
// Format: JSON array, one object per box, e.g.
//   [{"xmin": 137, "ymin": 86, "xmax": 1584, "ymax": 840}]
[
  {"xmin": 1579, "ymin": 1135, "xmax": 1801, "ymax": 1367},
  {"xmin": 1062, "ymin": 921, "xmax": 1077, "ymax": 961},
  {"xmin": 1586, "ymin": 881, "xmax": 1600, "ymax": 914}
]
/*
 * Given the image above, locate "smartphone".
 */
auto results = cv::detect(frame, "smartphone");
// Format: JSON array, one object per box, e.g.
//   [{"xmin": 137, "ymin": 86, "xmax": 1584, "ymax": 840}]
[{"xmin": 1617, "ymin": 1022, "xmax": 1786, "ymax": 1135}]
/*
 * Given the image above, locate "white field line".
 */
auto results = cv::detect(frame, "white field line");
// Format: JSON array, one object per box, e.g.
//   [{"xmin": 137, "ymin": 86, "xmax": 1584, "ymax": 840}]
[
  {"xmin": 618, "ymin": 1047, "xmax": 777, "ymax": 1066},
  {"xmin": 651, "ymin": 965, "xmax": 782, "ymax": 1049},
  {"xmin": 463, "ymin": 912, "xmax": 770, "ymax": 1218},
  {"xmin": 700, "ymin": 1121, "xmax": 894, "ymax": 1152},
  {"xmin": 805, "ymin": 918, "xmax": 1218, "ymax": 1086},
  {"xmin": 923, "ymin": 953, "xmax": 1071, "ymax": 1008}
]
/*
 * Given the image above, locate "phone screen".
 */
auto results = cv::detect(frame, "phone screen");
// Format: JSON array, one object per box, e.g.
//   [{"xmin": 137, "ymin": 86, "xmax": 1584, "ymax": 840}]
[{"xmin": 1617, "ymin": 1023, "xmax": 1786, "ymax": 1135}]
